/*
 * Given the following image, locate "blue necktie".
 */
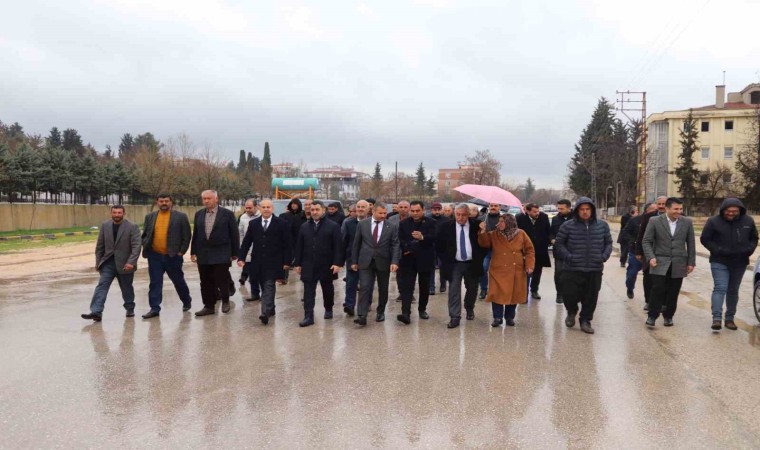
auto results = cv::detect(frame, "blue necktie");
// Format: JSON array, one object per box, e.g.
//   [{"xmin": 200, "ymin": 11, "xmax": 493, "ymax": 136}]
[{"xmin": 459, "ymin": 225, "xmax": 467, "ymax": 261}]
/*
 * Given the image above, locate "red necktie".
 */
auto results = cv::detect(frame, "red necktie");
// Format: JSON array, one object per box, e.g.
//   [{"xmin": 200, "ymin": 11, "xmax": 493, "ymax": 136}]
[{"xmin": 372, "ymin": 221, "xmax": 380, "ymax": 244}]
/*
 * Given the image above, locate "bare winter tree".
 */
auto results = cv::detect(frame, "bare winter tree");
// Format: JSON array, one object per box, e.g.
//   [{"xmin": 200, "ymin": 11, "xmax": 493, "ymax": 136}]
[
  {"xmin": 461, "ymin": 150, "xmax": 502, "ymax": 186},
  {"xmin": 700, "ymin": 162, "xmax": 737, "ymax": 215}
]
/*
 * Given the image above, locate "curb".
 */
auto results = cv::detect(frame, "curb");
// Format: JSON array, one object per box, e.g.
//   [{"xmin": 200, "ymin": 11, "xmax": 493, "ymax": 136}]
[{"xmin": 0, "ymin": 231, "xmax": 99, "ymax": 241}]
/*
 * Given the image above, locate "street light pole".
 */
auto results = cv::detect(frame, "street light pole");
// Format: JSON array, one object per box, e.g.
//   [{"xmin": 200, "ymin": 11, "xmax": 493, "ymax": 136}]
[
  {"xmin": 605, "ymin": 185, "xmax": 613, "ymax": 218},
  {"xmin": 616, "ymin": 181, "xmax": 623, "ymax": 216}
]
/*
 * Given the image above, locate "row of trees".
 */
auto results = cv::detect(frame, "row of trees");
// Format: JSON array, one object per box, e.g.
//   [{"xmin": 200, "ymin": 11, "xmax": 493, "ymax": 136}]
[{"xmin": 0, "ymin": 120, "xmax": 275, "ymax": 205}]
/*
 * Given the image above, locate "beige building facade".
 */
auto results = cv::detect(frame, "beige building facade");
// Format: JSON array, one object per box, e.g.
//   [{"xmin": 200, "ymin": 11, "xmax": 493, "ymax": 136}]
[{"xmin": 645, "ymin": 83, "xmax": 760, "ymax": 201}]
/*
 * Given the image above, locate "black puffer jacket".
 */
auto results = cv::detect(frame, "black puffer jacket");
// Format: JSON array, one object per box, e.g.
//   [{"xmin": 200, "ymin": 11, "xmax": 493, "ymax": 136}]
[
  {"xmin": 700, "ymin": 198, "xmax": 759, "ymax": 267},
  {"xmin": 554, "ymin": 197, "xmax": 612, "ymax": 272}
]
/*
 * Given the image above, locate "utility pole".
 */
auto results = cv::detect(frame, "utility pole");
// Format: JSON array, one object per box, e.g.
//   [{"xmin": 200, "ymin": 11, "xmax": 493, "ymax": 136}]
[
  {"xmin": 394, "ymin": 161, "xmax": 399, "ymax": 203},
  {"xmin": 615, "ymin": 90, "xmax": 647, "ymax": 207}
]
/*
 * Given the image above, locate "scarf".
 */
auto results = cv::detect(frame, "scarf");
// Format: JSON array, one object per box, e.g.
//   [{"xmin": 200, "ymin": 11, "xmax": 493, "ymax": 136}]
[{"xmin": 499, "ymin": 214, "xmax": 519, "ymax": 241}]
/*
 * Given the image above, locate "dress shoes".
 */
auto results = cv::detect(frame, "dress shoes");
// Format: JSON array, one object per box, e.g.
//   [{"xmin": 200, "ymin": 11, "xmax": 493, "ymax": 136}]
[
  {"xmin": 419, "ymin": 311, "xmax": 430, "ymax": 320},
  {"xmin": 81, "ymin": 313, "xmax": 102, "ymax": 322},
  {"xmin": 246, "ymin": 295, "xmax": 261, "ymax": 302},
  {"xmin": 479, "ymin": 290, "xmax": 487, "ymax": 300},
  {"xmin": 141, "ymin": 311, "xmax": 159, "ymax": 319},
  {"xmin": 440, "ymin": 285, "xmax": 446, "ymax": 293},
  {"xmin": 324, "ymin": 309, "xmax": 333, "ymax": 319},
  {"xmin": 447, "ymin": 318, "xmax": 460, "ymax": 328},
  {"xmin": 259, "ymin": 314, "xmax": 269, "ymax": 325},
  {"xmin": 221, "ymin": 301, "xmax": 231, "ymax": 313},
  {"xmin": 711, "ymin": 320, "xmax": 722, "ymax": 330},
  {"xmin": 195, "ymin": 308, "xmax": 215, "ymax": 317},
  {"xmin": 182, "ymin": 304, "xmax": 192, "ymax": 312},
  {"xmin": 645, "ymin": 317, "xmax": 656, "ymax": 327},
  {"xmin": 466, "ymin": 311, "xmax": 474, "ymax": 320},
  {"xmin": 555, "ymin": 295, "xmax": 563, "ymax": 304},
  {"xmin": 626, "ymin": 289, "xmax": 634, "ymax": 299},
  {"xmin": 491, "ymin": 319, "xmax": 503, "ymax": 327},
  {"xmin": 397, "ymin": 314, "xmax": 411, "ymax": 325},
  {"xmin": 531, "ymin": 291, "xmax": 541, "ymax": 300},
  {"xmin": 725, "ymin": 320, "xmax": 737, "ymax": 330},
  {"xmin": 126, "ymin": 310, "xmax": 135, "ymax": 318},
  {"xmin": 580, "ymin": 321, "xmax": 595, "ymax": 334},
  {"xmin": 375, "ymin": 313, "xmax": 385, "ymax": 322},
  {"xmin": 505, "ymin": 319, "xmax": 515, "ymax": 327},
  {"xmin": 663, "ymin": 317, "xmax": 674, "ymax": 327},
  {"xmin": 344, "ymin": 306, "xmax": 355, "ymax": 316},
  {"xmin": 429, "ymin": 291, "xmax": 436, "ymax": 296},
  {"xmin": 643, "ymin": 303, "xmax": 649, "ymax": 311},
  {"xmin": 299, "ymin": 315, "xmax": 315, "ymax": 327},
  {"xmin": 354, "ymin": 316, "xmax": 367, "ymax": 326},
  {"xmin": 565, "ymin": 313, "xmax": 576, "ymax": 328}
]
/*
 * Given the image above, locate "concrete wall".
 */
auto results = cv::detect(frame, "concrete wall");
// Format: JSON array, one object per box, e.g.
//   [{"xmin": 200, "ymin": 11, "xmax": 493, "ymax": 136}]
[{"xmin": 0, "ymin": 204, "xmax": 202, "ymax": 232}]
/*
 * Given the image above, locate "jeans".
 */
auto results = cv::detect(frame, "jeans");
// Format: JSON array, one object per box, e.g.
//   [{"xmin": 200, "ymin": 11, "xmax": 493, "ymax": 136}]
[
  {"xmin": 491, "ymin": 303, "xmax": 516, "ymax": 320},
  {"xmin": 344, "ymin": 268, "xmax": 360, "ymax": 309},
  {"xmin": 480, "ymin": 251, "xmax": 492, "ymax": 292},
  {"xmin": 89, "ymin": 258, "xmax": 135, "ymax": 315},
  {"xmin": 147, "ymin": 251, "xmax": 191, "ymax": 312},
  {"xmin": 625, "ymin": 251, "xmax": 642, "ymax": 292},
  {"xmin": 710, "ymin": 262, "xmax": 746, "ymax": 321}
]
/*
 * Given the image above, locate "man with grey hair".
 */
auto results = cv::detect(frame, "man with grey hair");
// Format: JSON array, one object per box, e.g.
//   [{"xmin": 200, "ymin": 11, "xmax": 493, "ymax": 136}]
[
  {"xmin": 238, "ymin": 199, "xmax": 261, "ymax": 300},
  {"xmin": 436, "ymin": 203, "xmax": 487, "ymax": 328},
  {"xmin": 192, "ymin": 190, "xmax": 239, "ymax": 316}
]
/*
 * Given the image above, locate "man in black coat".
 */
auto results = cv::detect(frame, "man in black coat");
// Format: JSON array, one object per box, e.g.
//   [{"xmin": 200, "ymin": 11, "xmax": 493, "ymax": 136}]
[
  {"xmin": 635, "ymin": 196, "xmax": 667, "ymax": 310},
  {"xmin": 617, "ymin": 205, "xmax": 638, "ymax": 267},
  {"xmin": 397, "ymin": 200, "xmax": 437, "ymax": 324},
  {"xmin": 293, "ymin": 201, "xmax": 344, "ymax": 327},
  {"xmin": 238, "ymin": 199, "xmax": 292, "ymax": 325},
  {"xmin": 191, "ymin": 190, "xmax": 239, "ymax": 316},
  {"xmin": 550, "ymin": 199, "xmax": 572, "ymax": 304},
  {"xmin": 437, "ymin": 203, "xmax": 487, "ymax": 328},
  {"xmin": 620, "ymin": 203, "xmax": 656, "ymax": 299},
  {"xmin": 516, "ymin": 203, "xmax": 551, "ymax": 300}
]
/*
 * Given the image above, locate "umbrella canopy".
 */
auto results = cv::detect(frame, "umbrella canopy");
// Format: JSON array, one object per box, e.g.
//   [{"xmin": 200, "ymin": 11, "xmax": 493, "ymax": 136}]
[{"xmin": 454, "ymin": 184, "xmax": 522, "ymax": 207}]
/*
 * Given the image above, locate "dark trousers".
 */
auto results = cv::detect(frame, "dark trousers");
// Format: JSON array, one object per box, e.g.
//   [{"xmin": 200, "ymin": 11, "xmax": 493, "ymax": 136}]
[
  {"xmin": 529, "ymin": 265, "xmax": 543, "ymax": 293},
  {"xmin": 643, "ymin": 270, "xmax": 653, "ymax": 305},
  {"xmin": 198, "ymin": 263, "xmax": 231, "ymax": 308},
  {"xmin": 554, "ymin": 258, "xmax": 565, "ymax": 297},
  {"xmin": 344, "ymin": 268, "xmax": 359, "ymax": 309},
  {"xmin": 619, "ymin": 241, "xmax": 629, "ymax": 265},
  {"xmin": 260, "ymin": 279, "xmax": 277, "ymax": 317},
  {"xmin": 649, "ymin": 267, "xmax": 683, "ymax": 319},
  {"xmin": 358, "ymin": 260, "xmax": 390, "ymax": 318},
  {"xmin": 561, "ymin": 271, "xmax": 602, "ymax": 322},
  {"xmin": 243, "ymin": 262, "xmax": 261, "ymax": 297},
  {"xmin": 492, "ymin": 303, "xmax": 517, "ymax": 320},
  {"xmin": 89, "ymin": 258, "xmax": 135, "ymax": 315},
  {"xmin": 303, "ymin": 274, "xmax": 335, "ymax": 314},
  {"xmin": 401, "ymin": 267, "xmax": 430, "ymax": 315},
  {"xmin": 625, "ymin": 251, "xmax": 642, "ymax": 292},
  {"xmin": 448, "ymin": 262, "xmax": 479, "ymax": 318},
  {"xmin": 146, "ymin": 251, "xmax": 191, "ymax": 312}
]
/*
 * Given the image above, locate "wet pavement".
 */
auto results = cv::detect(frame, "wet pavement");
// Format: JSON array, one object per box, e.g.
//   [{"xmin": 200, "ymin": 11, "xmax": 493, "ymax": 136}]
[{"xmin": 2, "ymin": 252, "xmax": 760, "ymax": 449}]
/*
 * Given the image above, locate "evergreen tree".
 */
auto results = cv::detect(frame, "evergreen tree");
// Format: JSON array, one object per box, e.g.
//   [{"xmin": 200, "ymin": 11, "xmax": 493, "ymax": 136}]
[
  {"xmin": 62, "ymin": 128, "xmax": 85, "ymax": 155},
  {"xmin": 414, "ymin": 162, "xmax": 426, "ymax": 196},
  {"xmin": 134, "ymin": 132, "xmax": 161, "ymax": 153},
  {"xmin": 568, "ymin": 98, "xmax": 616, "ymax": 200},
  {"xmin": 262, "ymin": 142, "xmax": 272, "ymax": 166},
  {"xmin": 237, "ymin": 150, "xmax": 247, "ymax": 172},
  {"xmin": 524, "ymin": 178, "xmax": 536, "ymax": 201},
  {"xmin": 426, "ymin": 174, "xmax": 436, "ymax": 197},
  {"xmin": 371, "ymin": 162, "xmax": 383, "ymax": 198},
  {"xmin": 119, "ymin": 133, "xmax": 135, "ymax": 159},
  {"xmin": 46, "ymin": 127, "xmax": 62, "ymax": 148},
  {"xmin": 673, "ymin": 109, "xmax": 701, "ymax": 212}
]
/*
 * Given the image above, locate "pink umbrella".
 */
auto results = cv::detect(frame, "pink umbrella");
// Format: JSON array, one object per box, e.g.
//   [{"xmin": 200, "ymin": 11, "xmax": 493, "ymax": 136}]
[{"xmin": 454, "ymin": 184, "xmax": 522, "ymax": 207}]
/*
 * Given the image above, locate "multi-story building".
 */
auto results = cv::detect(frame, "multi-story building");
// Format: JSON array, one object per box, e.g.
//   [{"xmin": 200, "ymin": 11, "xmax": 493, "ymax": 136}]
[
  {"xmin": 646, "ymin": 83, "xmax": 760, "ymax": 201},
  {"xmin": 303, "ymin": 166, "xmax": 369, "ymax": 201},
  {"xmin": 438, "ymin": 164, "xmax": 475, "ymax": 199}
]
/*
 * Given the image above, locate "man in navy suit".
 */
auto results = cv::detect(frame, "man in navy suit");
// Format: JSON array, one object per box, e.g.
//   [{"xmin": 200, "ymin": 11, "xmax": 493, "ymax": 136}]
[
  {"xmin": 191, "ymin": 190, "xmax": 239, "ymax": 316},
  {"xmin": 293, "ymin": 201, "xmax": 344, "ymax": 327},
  {"xmin": 238, "ymin": 199, "xmax": 292, "ymax": 325}
]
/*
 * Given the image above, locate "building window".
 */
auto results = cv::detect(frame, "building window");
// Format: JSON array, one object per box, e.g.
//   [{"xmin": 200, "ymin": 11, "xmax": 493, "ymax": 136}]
[
  {"xmin": 701, "ymin": 147, "xmax": 710, "ymax": 159},
  {"xmin": 701, "ymin": 121, "xmax": 710, "ymax": 132},
  {"xmin": 751, "ymin": 91, "xmax": 760, "ymax": 105},
  {"xmin": 723, "ymin": 173, "xmax": 733, "ymax": 185},
  {"xmin": 725, "ymin": 120, "xmax": 734, "ymax": 131},
  {"xmin": 699, "ymin": 173, "xmax": 709, "ymax": 185},
  {"xmin": 724, "ymin": 147, "xmax": 733, "ymax": 159}
]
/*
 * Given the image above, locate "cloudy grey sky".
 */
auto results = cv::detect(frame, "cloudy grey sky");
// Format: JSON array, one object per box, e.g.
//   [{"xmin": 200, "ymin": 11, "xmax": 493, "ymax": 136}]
[{"xmin": 1, "ymin": 0, "xmax": 759, "ymax": 188}]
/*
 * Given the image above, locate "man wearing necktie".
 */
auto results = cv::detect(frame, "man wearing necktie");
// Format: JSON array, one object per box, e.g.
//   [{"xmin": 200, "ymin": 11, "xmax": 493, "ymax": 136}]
[
  {"xmin": 350, "ymin": 202, "xmax": 401, "ymax": 326},
  {"xmin": 436, "ymin": 203, "xmax": 487, "ymax": 328},
  {"xmin": 293, "ymin": 201, "xmax": 344, "ymax": 327}
]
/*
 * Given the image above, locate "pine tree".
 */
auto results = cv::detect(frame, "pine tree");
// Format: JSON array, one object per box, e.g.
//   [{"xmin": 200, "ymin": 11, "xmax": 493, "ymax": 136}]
[
  {"xmin": 46, "ymin": 127, "xmax": 62, "ymax": 148},
  {"xmin": 568, "ymin": 98, "xmax": 616, "ymax": 200},
  {"xmin": 237, "ymin": 150, "xmax": 247, "ymax": 172},
  {"xmin": 414, "ymin": 162, "xmax": 426, "ymax": 197},
  {"xmin": 524, "ymin": 178, "xmax": 536, "ymax": 201},
  {"xmin": 673, "ymin": 109, "xmax": 701, "ymax": 212},
  {"xmin": 371, "ymin": 162, "xmax": 383, "ymax": 198},
  {"xmin": 118, "ymin": 133, "xmax": 134, "ymax": 159},
  {"xmin": 62, "ymin": 128, "xmax": 84, "ymax": 155},
  {"xmin": 262, "ymin": 142, "xmax": 272, "ymax": 166}
]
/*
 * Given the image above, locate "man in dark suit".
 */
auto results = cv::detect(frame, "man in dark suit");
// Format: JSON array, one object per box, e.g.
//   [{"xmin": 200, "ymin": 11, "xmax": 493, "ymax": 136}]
[
  {"xmin": 350, "ymin": 202, "xmax": 401, "ymax": 326},
  {"xmin": 397, "ymin": 200, "xmax": 436, "ymax": 324},
  {"xmin": 437, "ymin": 203, "xmax": 486, "ymax": 328},
  {"xmin": 81, "ymin": 205, "xmax": 141, "ymax": 321},
  {"xmin": 617, "ymin": 205, "xmax": 638, "ymax": 267},
  {"xmin": 642, "ymin": 197, "xmax": 696, "ymax": 327},
  {"xmin": 293, "ymin": 201, "xmax": 344, "ymax": 327},
  {"xmin": 191, "ymin": 190, "xmax": 239, "ymax": 316},
  {"xmin": 140, "ymin": 193, "xmax": 192, "ymax": 319},
  {"xmin": 238, "ymin": 199, "xmax": 292, "ymax": 325},
  {"xmin": 341, "ymin": 200, "xmax": 370, "ymax": 316},
  {"xmin": 550, "ymin": 199, "xmax": 572, "ymax": 304},
  {"xmin": 516, "ymin": 203, "xmax": 551, "ymax": 300},
  {"xmin": 635, "ymin": 196, "xmax": 668, "ymax": 310}
]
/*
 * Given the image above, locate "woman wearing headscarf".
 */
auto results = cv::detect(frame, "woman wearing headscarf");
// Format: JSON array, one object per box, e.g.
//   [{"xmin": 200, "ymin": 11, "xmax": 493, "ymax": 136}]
[{"xmin": 477, "ymin": 214, "xmax": 535, "ymax": 327}]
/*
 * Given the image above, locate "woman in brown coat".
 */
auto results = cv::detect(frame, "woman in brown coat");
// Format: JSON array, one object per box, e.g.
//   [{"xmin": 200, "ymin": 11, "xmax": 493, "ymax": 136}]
[{"xmin": 478, "ymin": 214, "xmax": 535, "ymax": 327}]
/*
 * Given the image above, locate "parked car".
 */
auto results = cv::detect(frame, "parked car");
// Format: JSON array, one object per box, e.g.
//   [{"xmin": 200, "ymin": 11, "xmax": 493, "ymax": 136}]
[
  {"xmin": 753, "ymin": 259, "xmax": 760, "ymax": 322},
  {"xmin": 541, "ymin": 205, "xmax": 558, "ymax": 220}
]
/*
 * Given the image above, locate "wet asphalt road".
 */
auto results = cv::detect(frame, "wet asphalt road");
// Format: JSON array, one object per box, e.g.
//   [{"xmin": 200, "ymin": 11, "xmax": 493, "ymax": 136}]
[{"xmin": 2, "ymin": 252, "xmax": 760, "ymax": 449}]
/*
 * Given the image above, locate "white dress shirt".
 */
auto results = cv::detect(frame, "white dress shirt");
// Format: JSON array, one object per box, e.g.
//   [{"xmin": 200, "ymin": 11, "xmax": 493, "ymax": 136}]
[
  {"xmin": 371, "ymin": 219, "xmax": 384, "ymax": 242},
  {"xmin": 667, "ymin": 216, "xmax": 678, "ymax": 236},
  {"xmin": 455, "ymin": 221, "xmax": 473, "ymax": 262}
]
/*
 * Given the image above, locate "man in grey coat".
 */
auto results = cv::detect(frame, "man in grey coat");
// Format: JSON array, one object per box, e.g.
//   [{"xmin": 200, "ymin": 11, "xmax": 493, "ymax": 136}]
[
  {"xmin": 642, "ymin": 197, "xmax": 696, "ymax": 327},
  {"xmin": 81, "ymin": 205, "xmax": 141, "ymax": 322},
  {"xmin": 351, "ymin": 202, "xmax": 401, "ymax": 326}
]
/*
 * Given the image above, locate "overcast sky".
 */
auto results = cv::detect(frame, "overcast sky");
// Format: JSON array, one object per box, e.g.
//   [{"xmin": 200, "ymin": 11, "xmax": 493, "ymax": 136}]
[{"xmin": 2, "ymin": 0, "xmax": 759, "ymax": 189}]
